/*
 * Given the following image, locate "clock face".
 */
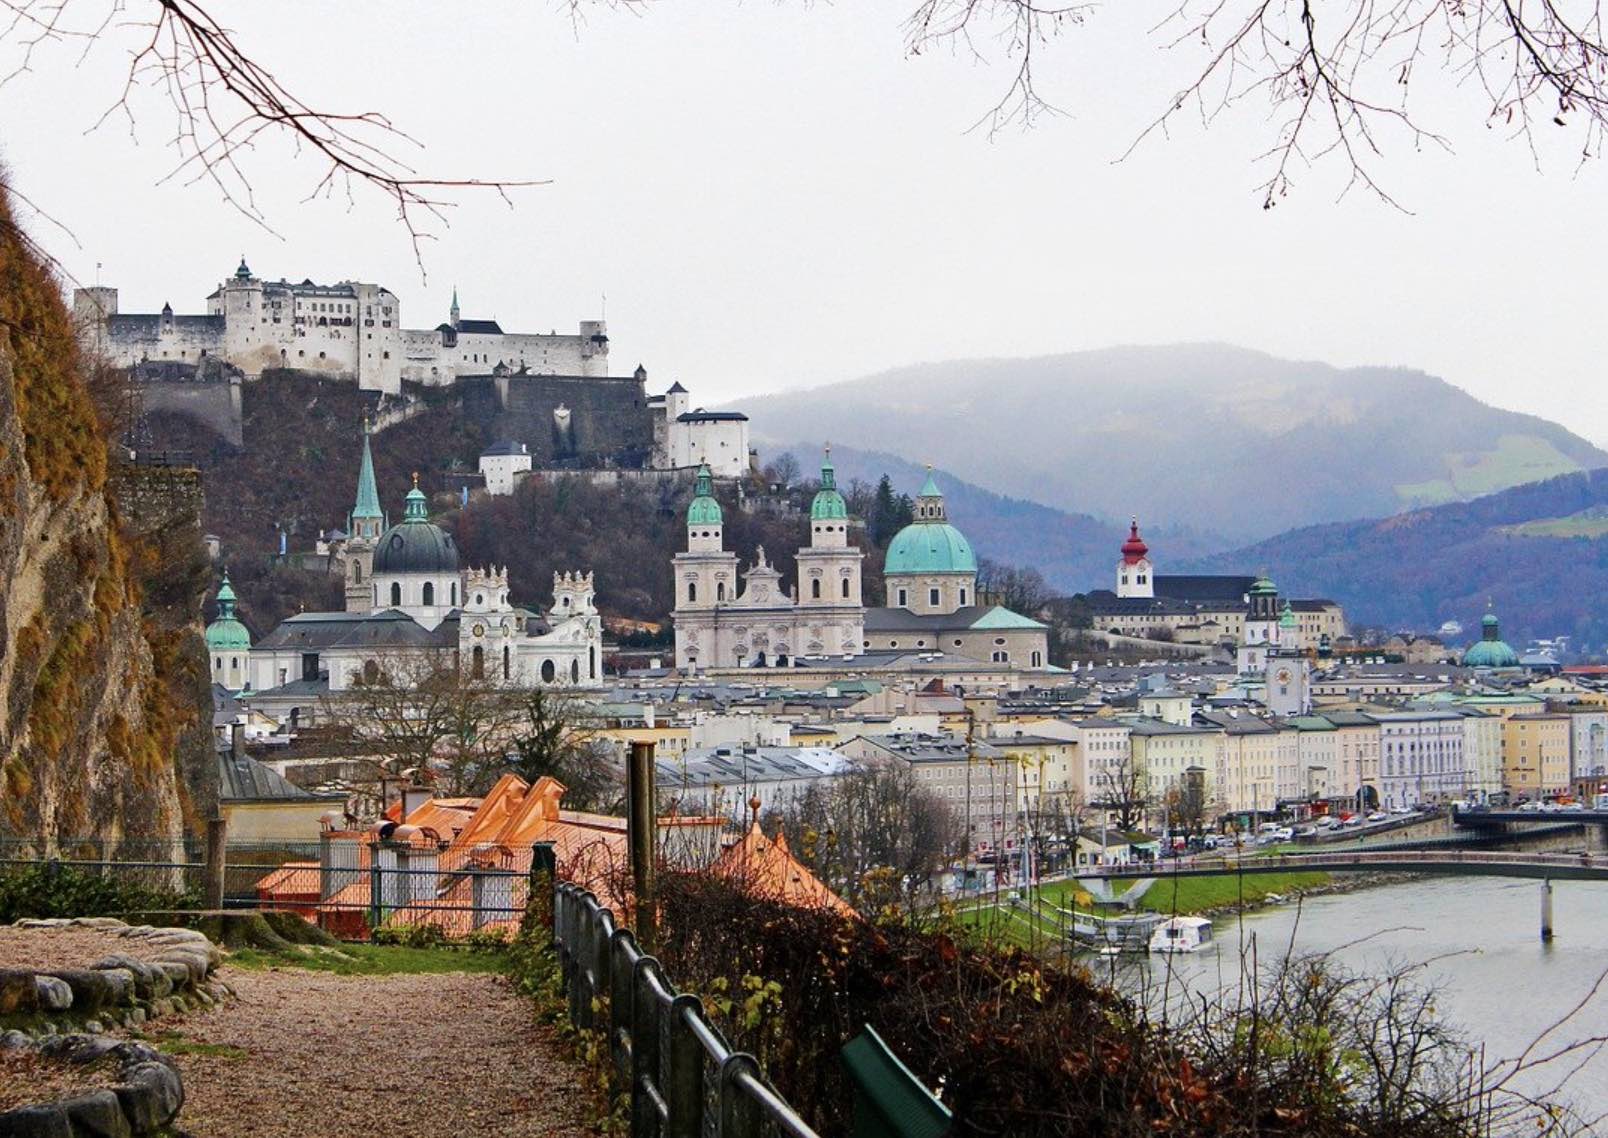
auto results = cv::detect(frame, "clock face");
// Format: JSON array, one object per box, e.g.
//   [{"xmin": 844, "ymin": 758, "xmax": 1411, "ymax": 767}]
[
  {"xmin": 473, "ymin": 623, "xmax": 485, "ymax": 637},
  {"xmin": 1276, "ymin": 668, "xmax": 1293, "ymax": 685}
]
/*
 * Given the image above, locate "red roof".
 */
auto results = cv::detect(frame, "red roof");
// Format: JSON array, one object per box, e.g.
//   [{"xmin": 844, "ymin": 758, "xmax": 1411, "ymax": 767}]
[{"xmin": 1121, "ymin": 516, "xmax": 1149, "ymax": 565}]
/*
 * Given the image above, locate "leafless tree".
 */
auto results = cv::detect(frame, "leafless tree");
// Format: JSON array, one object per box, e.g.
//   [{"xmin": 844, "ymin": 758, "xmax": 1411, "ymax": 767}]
[
  {"xmin": 977, "ymin": 556, "xmax": 1054, "ymax": 615},
  {"xmin": 4, "ymin": 0, "xmax": 1605, "ymax": 252},
  {"xmin": 907, "ymin": 1, "xmax": 1608, "ymax": 206},
  {"xmin": 777, "ymin": 761, "xmax": 961, "ymax": 907},
  {"xmin": 1093, "ymin": 747, "xmax": 1152, "ymax": 832},
  {"xmin": 504, "ymin": 687, "xmax": 621, "ymax": 812}
]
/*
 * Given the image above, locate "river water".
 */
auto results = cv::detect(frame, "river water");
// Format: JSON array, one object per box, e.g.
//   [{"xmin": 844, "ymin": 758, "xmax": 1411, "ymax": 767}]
[{"xmin": 1096, "ymin": 877, "xmax": 1608, "ymax": 1130}]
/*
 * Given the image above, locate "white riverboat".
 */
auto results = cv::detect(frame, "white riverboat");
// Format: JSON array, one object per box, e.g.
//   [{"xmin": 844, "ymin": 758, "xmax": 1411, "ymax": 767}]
[{"xmin": 1148, "ymin": 916, "xmax": 1216, "ymax": 954}]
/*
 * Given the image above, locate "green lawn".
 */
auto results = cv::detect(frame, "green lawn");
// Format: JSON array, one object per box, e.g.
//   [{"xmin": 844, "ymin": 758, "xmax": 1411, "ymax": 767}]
[
  {"xmin": 226, "ymin": 942, "xmax": 509, "ymax": 976},
  {"xmin": 1096, "ymin": 871, "xmax": 1331, "ymax": 915}
]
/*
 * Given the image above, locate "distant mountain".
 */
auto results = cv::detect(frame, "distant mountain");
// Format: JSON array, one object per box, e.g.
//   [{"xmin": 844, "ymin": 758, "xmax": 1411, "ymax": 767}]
[
  {"xmin": 740, "ymin": 344, "xmax": 1608, "ymax": 543},
  {"xmin": 1181, "ymin": 469, "xmax": 1608, "ymax": 650},
  {"xmin": 774, "ymin": 442, "xmax": 1222, "ymax": 593}
]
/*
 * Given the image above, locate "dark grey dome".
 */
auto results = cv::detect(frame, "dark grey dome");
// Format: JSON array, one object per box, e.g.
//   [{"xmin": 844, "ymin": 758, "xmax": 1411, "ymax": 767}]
[{"xmin": 373, "ymin": 519, "xmax": 458, "ymax": 574}]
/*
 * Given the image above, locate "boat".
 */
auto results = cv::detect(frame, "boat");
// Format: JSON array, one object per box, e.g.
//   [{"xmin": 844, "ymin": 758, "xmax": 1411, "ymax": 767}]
[{"xmin": 1148, "ymin": 916, "xmax": 1216, "ymax": 954}]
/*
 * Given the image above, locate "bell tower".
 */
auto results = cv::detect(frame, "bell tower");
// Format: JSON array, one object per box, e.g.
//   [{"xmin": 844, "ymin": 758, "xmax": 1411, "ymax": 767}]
[
  {"xmin": 345, "ymin": 420, "xmax": 386, "ymax": 612},
  {"xmin": 672, "ymin": 464, "xmax": 739, "ymax": 669},
  {"xmin": 1116, "ymin": 517, "xmax": 1153, "ymax": 598}
]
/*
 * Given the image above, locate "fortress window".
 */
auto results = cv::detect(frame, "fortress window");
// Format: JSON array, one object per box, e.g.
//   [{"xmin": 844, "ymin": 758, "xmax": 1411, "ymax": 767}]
[{"xmin": 383, "ymin": 351, "xmax": 390, "ymax": 360}]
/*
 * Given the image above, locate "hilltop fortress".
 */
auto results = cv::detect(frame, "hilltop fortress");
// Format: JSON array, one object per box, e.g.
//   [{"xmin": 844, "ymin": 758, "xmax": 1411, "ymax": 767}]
[
  {"xmin": 74, "ymin": 257, "xmax": 608, "ymax": 395},
  {"xmin": 75, "ymin": 259, "xmax": 752, "ymax": 477}
]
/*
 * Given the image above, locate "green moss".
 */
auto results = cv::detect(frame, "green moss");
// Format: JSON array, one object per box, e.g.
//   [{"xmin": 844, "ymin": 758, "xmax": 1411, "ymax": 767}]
[{"xmin": 0, "ymin": 183, "xmax": 106, "ymax": 501}]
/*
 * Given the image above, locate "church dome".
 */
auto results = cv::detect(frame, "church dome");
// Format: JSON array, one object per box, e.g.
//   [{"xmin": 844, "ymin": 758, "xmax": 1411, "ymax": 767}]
[
  {"xmin": 884, "ymin": 523, "xmax": 976, "ymax": 575},
  {"xmin": 810, "ymin": 451, "xmax": 847, "ymax": 521},
  {"xmin": 885, "ymin": 470, "xmax": 976, "ymax": 576},
  {"xmin": 686, "ymin": 463, "xmax": 723, "ymax": 527},
  {"xmin": 1464, "ymin": 606, "xmax": 1519, "ymax": 668},
  {"xmin": 374, "ymin": 479, "xmax": 459, "ymax": 574},
  {"xmin": 205, "ymin": 572, "xmax": 251, "ymax": 651}
]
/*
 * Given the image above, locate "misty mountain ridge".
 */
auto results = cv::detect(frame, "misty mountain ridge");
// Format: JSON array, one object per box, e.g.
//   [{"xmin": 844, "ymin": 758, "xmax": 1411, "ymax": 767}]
[
  {"xmin": 1184, "ymin": 468, "xmax": 1608, "ymax": 650},
  {"xmin": 741, "ymin": 343, "xmax": 1608, "ymax": 543}
]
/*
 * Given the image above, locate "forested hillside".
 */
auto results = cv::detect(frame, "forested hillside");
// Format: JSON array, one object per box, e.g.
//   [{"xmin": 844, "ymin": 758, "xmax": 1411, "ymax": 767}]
[{"xmin": 1185, "ymin": 469, "xmax": 1608, "ymax": 649}]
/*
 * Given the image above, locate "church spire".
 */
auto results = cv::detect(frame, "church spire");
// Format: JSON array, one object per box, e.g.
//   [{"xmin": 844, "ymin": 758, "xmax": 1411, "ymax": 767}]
[
  {"xmin": 351, "ymin": 419, "xmax": 384, "ymax": 532},
  {"xmin": 449, "ymin": 286, "xmax": 460, "ymax": 329}
]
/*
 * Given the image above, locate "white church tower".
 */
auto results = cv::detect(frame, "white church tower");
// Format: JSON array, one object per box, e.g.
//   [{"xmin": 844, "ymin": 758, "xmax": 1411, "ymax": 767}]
[
  {"xmin": 673, "ymin": 464, "xmax": 739, "ymax": 669},
  {"xmin": 794, "ymin": 449, "xmax": 865, "ymax": 655},
  {"xmin": 1116, "ymin": 517, "xmax": 1154, "ymax": 598}
]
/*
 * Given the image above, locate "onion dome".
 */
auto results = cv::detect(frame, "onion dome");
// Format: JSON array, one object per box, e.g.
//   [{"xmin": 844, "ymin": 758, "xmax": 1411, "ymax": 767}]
[
  {"xmin": 1250, "ymin": 573, "xmax": 1278, "ymax": 597},
  {"xmin": 687, "ymin": 463, "xmax": 723, "ymax": 527},
  {"xmin": 810, "ymin": 448, "xmax": 848, "ymax": 521},
  {"xmin": 1121, "ymin": 516, "xmax": 1149, "ymax": 564},
  {"xmin": 1464, "ymin": 604, "xmax": 1520, "ymax": 668},
  {"xmin": 205, "ymin": 571, "xmax": 252, "ymax": 651},
  {"xmin": 884, "ymin": 469, "xmax": 977, "ymax": 576},
  {"xmin": 234, "ymin": 255, "xmax": 251, "ymax": 280},
  {"xmin": 373, "ymin": 474, "xmax": 459, "ymax": 574},
  {"xmin": 1278, "ymin": 600, "xmax": 1297, "ymax": 630}
]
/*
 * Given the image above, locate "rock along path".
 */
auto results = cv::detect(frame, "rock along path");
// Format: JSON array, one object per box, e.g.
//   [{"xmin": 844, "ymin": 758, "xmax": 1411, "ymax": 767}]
[{"xmin": 154, "ymin": 965, "xmax": 595, "ymax": 1137}]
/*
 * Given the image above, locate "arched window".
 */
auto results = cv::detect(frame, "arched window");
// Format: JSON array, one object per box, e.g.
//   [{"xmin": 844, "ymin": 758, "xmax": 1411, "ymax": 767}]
[
  {"xmin": 541, "ymin": 659, "xmax": 556, "ymax": 683},
  {"xmin": 688, "ymin": 581, "xmax": 697, "ymax": 603},
  {"xmin": 452, "ymin": 582, "xmax": 458, "ymax": 606},
  {"xmin": 353, "ymin": 561, "xmax": 362, "ymax": 584},
  {"xmin": 811, "ymin": 579, "xmax": 821, "ymax": 599},
  {"xmin": 590, "ymin": 645, "xmax": 597, "ymax": 679},
  {"xmin": 230, "ymin": 656, "xmax": 238, "ymax": 670},
  {"xmin": 716, "ymin": 582, "xmax": 725, "ymax": 601},
  {"xmin": 423, "ymin": 581, "xmax": 435, "ymax": 606},
  {"xmin": 841, "ymin": 578, "xmax": 850, "ymax": 599},
  {"xmin": 503, "ymin": 645, "xmax": 511, "ymax": 680},
  {"xmin": 363, "ymin": 659, "xmax": 380, "ymax": 684},
  {"xmin": 471, "ymin": 645, "xmax": 485, "ymax": 679},
  {"xmin": 571, "ymin": 659, "xmax": 580, "ymax": 683},
  {"xmin": 390, "ymin": 582, "xmax": 402, "ymax": 607}
]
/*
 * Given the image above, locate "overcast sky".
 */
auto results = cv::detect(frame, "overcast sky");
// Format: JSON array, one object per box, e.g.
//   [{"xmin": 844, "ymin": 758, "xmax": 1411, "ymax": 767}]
[{"xmin": 5, "ymin": 3, "xmax": 1606, "ymax": 442}]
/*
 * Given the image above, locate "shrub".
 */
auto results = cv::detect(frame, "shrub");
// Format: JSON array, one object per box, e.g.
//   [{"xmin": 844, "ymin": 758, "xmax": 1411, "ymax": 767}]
[{"xmin": 0, "ymin": 862, "xmax": 198, "ymax": 923}]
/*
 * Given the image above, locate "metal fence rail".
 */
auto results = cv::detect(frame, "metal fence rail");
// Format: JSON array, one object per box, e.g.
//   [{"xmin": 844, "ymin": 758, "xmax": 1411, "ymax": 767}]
[{"xmin": 554, "ymin": 882, "xmax": 822, "ymax": 1138}]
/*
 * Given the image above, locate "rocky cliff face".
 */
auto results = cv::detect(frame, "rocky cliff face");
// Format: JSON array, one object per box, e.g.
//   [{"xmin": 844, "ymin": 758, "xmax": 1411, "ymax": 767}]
[{"xmin": 0, "ymin": 187, "xmax": 213, "ymax": 849}]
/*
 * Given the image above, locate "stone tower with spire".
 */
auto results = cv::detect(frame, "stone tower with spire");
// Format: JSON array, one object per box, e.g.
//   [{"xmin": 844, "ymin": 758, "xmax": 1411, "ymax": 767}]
[
  {"xmin": 796, "ymin": 448, "xmax": 864, "ymax": 619},
  {"xmin": 344, "ymin": 420, "xmax": 387, "ymax": 612}
]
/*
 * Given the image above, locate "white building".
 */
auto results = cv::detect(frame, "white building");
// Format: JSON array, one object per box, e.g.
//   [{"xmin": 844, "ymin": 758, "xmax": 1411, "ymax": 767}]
[
  {"xmin": 653, "ymin": 745, "xmax": 853, "ymax": 824},
  {"xmin": 75, "ymin": 267, "xmax": 607, "ymax": 395},
  {"xmin": 673, "ymin": 456, "xmax": 865, "ymax": 669},
  {"xmin": 479, "ymin": 441, "xmax": 533, "ymax": 496},
  {"xmin": 1373, "ymin": 710, "xmax": 1467, "ymax": 810},
  {"xmin": 648, "ymin": 381, "xmax": 751, "ymax": 478},
  {"xmin": 246, "ymin": 438, "xmax": 604, "ymax": 697}
]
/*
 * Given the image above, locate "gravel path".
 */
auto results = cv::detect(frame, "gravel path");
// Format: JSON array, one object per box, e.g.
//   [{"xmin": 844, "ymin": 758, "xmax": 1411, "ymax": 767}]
[
  {"xmin": 0, "ymin": 927, "xmax": 149, "ymax": 971},
  {"xmin": 159, "ymin": 967, "xmax": 596, "ymax": 1137}
]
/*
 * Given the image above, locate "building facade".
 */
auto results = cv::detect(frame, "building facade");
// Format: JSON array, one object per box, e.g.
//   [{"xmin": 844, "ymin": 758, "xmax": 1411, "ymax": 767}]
[{"xmin": 75, "ymin": 266, "xmax": 607, "ymax": 395}]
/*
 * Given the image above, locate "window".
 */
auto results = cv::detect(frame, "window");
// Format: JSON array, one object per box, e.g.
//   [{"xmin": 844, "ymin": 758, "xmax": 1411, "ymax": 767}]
[
  {"xmin": 390, "ymin": 582, "xmax": 402, "ymax": 607},
  {"xmin": 452, "ymin": 582, "xmax": 458, "ymax": 606},
  {"xmin": 716, "ymin": 582, "xmax": 726, "ymax": 601},
  {"xmin": 959, "ymin": 588, "xmax": 968, "ymax": 606},
  {"xmin": 896, "ymin": 588, "xmax": 908, "ymax": 607},
  {"xmin": 503, "ymin": 646, "xmax": 511, "ymax": 680},
  {"xmin": 929, "ymin": 588, "xmax": 941, "ymax": 607},
  {"xmin": 841, "ymin": 578, "xmax": 850, "ymax": 599},
  {"xmin": 571, "ymin": 659, "xmax": 580, "ymax": 683},
  {"xmin": 812, "ymin": 579, "xmax": 822, "ymax": 599},
  {"xmin": 541, "ymin": 659, "xmax": 556, "ymax": 683},
  {"xmin": 423, "ymin": 582, "xmax": 434, "ymax": 605},
  {"xmin": 688, "ymin": 581, "xmax": 698, "ymax": 603},
  {"xmin": 471, "ymin": 645, "xmax": 485, "ymax": 679}
]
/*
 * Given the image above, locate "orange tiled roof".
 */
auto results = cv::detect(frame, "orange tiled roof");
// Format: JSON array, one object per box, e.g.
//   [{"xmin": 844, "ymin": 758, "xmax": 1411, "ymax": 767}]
[{"xmin": 712, "ymin": 823, "xmax": 857, "ymax": 918}]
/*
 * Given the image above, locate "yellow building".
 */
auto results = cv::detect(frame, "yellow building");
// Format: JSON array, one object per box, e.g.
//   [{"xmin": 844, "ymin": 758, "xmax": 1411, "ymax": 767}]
[{"xmin": 1502, "ymin": 713, "xmax": 1571, "ymax": 799}]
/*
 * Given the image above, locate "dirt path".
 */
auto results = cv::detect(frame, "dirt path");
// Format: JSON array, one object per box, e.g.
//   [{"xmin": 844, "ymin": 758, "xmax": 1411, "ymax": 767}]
[{"xmin": 156, "ymin": 966, "xmax": 596, "ymax": 1137}]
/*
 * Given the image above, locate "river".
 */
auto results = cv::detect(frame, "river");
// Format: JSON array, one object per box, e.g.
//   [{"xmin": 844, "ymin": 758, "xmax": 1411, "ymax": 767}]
[{"xmin": 1095, "ymin": 877, "xmax": 1608, "ymax": 1130}]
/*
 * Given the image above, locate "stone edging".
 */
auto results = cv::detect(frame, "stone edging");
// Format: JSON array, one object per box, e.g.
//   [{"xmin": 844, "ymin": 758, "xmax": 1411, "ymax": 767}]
[
  {"xmin": 0, "ymin": 1033, "xmax": 184, "ymax": 1136},
  {"xmin": 1, "ymin": 918, "xmax": 230, "ymax": 1035}
]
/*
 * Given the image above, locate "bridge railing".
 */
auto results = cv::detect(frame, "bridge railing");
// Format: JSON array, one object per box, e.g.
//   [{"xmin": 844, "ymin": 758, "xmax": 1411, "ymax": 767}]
[{"xmin": 1073, "ymin": 847, "xmax": 1608, "ymax": 878}]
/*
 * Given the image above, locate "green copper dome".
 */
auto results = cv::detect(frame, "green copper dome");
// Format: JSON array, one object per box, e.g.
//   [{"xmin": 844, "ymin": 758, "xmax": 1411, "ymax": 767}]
[
  {"xmin": 205, "ymin": 572, "xmax": 251, "ymax": 651},
  {"xmin": 884, "ymin": 471, "xmax": 975, "ymax": 575},
  {"xmin": 687, "ymin": 464, "xmax": 723, "ymax": 527},
  {"xmin": 1278, "ymin": 600, "xmax": 1297, "ymax": 629},
  {"xmin": 1465, "ymin": 606, "xmax": 1519, "ymax": 668},
  {"xmin": 1250, "ymin": 573, "xmax": 1278, "ymax": 596},
  {"xmin": 810, "ymin": 451, "xmax": 847, "ymax": 521}
]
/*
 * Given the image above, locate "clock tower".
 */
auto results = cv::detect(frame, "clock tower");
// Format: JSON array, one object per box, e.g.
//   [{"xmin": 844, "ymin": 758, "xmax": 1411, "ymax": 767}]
[{"xmin": 1264, "ymin": 649, "xmax": 1310, "ymax": 716}]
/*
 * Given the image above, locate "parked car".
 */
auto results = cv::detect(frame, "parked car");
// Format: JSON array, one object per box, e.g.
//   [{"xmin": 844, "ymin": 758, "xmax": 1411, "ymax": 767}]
[
  {"xmin": 1390, "ymin": 805, "xmax": 1412, "ymax": 814},
  {"xmin": 1518, "ymin": 801, "xmax": 1542, "ymax": 813},
  {"xmin": 1342, "ymin": 816, "xmax": 1363, "ymax": 827}
]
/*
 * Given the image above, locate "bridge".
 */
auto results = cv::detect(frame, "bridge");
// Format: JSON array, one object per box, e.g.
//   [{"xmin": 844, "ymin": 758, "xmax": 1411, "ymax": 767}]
[
  {"xmin": 1074, "ymin": 849, "xmax": 1608, "ymax": 939},
  {"xmin": 1454, "ymin": 809, "xmax": 1608, "ymax": 826}
]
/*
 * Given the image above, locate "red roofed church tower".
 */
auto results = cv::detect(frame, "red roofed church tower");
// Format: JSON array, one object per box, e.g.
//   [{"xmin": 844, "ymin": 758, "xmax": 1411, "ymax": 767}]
[{"xmin": 1116, "ymin": 517, "xmax": 1154, "ymax": 598}]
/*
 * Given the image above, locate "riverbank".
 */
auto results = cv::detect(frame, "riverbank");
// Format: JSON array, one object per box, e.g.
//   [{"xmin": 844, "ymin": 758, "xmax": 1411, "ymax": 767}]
[{"xmin": 1061, "ymin": 868, "xmax": 1422, "ymax": 919}]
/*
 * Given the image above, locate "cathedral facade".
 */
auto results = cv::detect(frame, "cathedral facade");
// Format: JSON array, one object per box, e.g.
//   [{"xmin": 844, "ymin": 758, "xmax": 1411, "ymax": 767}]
[{"xmin": 672, "ymin": 457, "xmax": 864, "ymax": 669}]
